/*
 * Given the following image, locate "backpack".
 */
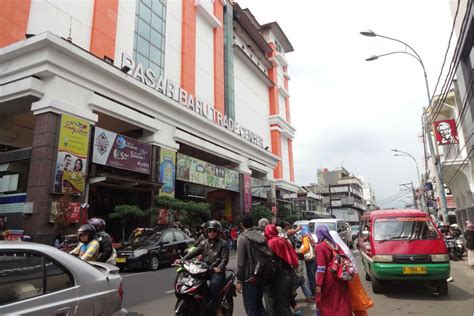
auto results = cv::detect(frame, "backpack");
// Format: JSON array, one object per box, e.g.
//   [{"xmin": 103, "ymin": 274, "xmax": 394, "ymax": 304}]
[
  {"xmin": 329, "ymin": 244, "xmax": 355, "ymax": 281},
  {"xmin": 244, "ymin": 235, "xmax": 277, "ymax": 282}
]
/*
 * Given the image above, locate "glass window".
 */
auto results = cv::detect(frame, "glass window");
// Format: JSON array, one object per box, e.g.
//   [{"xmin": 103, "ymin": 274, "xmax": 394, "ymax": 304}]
[
  {"xmin": 151, "ymin": 13, "xmax": 163, "ymax": 34},
  {"xmin": 138, "ymin": 19, "xmax": 151, "ymax": 41},
  {"xmin": 150, "ymin": 29, "xmax": 162, "ymax": 48},
  {"xmin": 149, "ymin": 62, "xmax": 161, "ymax": 77},
  {"xmin": 140, "ymin": 1, "xmax": 152, "ymax": 21},
  {"xmin": 373, "ymin": 217, "xmax": 440, "ymax": 241},
  {"xmin": 162, "ymin": 232, "xmax": 175, "ymax": 244},
  {"xmin": 142, "ymin": 0, "xmax": 152, "ymax": 9},
  {"xmin": 45, "ymin": 259, "xmax": 74, "ymax": 293},
  {"xmin": 174, "ymin": 232, "xmax": 185, "ymax": 242},
  {"xmin": 150, "ymin": 45, "xmax": 162, "ymax": 64},
  {"xmin": 152, "ymin": 1, "xmax": 164, "ymax": 16},
  {"xmin": 137, "ymin": 36, "xmax": 150, "ymax": 57}
]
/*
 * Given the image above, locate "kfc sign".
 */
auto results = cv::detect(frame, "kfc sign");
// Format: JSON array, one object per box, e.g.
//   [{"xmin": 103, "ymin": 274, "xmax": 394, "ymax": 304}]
[{"xmin": 434, "ymin": 119, "xmax": 459, "ymax": 146}]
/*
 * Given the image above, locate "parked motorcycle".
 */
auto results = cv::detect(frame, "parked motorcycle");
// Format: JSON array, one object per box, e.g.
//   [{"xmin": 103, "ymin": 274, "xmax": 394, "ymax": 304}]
[
  {"xmin": 174, "ymin": 260, "xmax": 236, "ymax": 316},
  {"xmin": 445, "ymin": 236, "xmax": 464, "ymax": 260}
]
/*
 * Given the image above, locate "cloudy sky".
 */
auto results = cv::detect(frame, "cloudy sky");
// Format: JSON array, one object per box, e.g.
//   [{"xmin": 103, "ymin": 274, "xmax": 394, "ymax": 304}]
[{"xmin": 236, "ymin": 0, "xmax": 457, "ymax": 208}]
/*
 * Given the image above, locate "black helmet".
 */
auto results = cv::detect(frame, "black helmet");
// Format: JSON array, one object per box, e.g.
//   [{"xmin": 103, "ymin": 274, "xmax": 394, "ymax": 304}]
[
  {"xmin": 88, "ymin": 218, "xmax": 106, "ymax": 231},
  {"xmin": 77, "ymin": 224, "xmax": 96, "ymax": 240},
  {"xmin": 205, "ymin": 220, "xmax": 222, "ymax": 233}
]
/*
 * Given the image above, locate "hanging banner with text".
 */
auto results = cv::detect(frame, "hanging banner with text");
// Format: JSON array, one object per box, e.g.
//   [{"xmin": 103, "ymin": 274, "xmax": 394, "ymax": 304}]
[
  {"xmin": 176, "ymin": 153, "xmax": 239, "ymax": 192},
  {"xmin": 243, "ymin": 174, "xmax": 252, "ymax": 212},
  {"xmin": 92, "ymin": 127, "xmax": 151, "ymax": 174},
  {"xmin": 434, "ymin": 119, "xmax": 459, "ymax": 146},
  {"xmin": 53, "ymin": 114, "xmax": 91, "ymax": 195},
  {"xmin": 159, "ymin": 148, "xmax": 176, "ymax": 197}
]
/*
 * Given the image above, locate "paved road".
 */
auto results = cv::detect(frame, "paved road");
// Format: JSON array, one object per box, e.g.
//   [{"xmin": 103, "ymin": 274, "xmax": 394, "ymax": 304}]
[{"xmin": 122, "ymin": 250, "xmax": 474, "ymax": 315}]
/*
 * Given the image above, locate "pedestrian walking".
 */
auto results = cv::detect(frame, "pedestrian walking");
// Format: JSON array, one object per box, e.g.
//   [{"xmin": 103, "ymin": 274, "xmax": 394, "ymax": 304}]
[
  {"xmin": 293, "ymin": 255, "xmax": 313, "ymax": 308},
  {"xmin": 264, "ymin": 224, "xmax": 299, "ymax": 316},
  {"xmin": 236, "ymin": 214, "xmax": 267, "ymax": 316},
  {"xmin": 299, "ymin": 225, "xmax": 317, "ymax": 298},
  {"xmin": 465, "ymin": 221, "xmax": 474, "ymax": 268},
  {"xmin": 230, "ymin": 226, "xmax": 238, "ymax": 250},
  {"xmin": 329, "ymin": 231, "xmax": 373, "ymax": 316},
  {"xmin": 315, "ymin": 225, "xmax": 352, "ymax": 316}
]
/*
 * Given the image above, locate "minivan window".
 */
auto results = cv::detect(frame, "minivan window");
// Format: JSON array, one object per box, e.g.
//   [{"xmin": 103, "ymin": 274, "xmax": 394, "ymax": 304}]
[
  {"xmin": 373, "ymin": 217, "xmax": 440, "ymax": 241},
  {"xmin": 309, "ymin": 222, "xmax": 337, "ymax": 232}
]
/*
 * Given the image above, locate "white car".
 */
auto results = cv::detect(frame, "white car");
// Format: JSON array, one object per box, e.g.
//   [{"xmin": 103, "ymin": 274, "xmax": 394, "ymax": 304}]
[
  {"xmin": 0, "ymin": 241, "xmax": 127, "ymax": 315},
  {"xmin": 308, "ymin": 218, "xmax": 353, "ymax": 248}
]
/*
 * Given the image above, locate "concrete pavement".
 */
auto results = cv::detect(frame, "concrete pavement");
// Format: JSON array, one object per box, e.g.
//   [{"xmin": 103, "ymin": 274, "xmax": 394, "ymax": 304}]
[{"xmin": 121, "ymin": 250, "xmax": 474, "ymax": 315}]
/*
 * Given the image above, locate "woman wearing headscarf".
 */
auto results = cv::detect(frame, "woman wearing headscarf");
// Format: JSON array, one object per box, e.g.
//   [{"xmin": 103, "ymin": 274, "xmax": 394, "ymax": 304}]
[
  {"xmin": 329, "ymin": 231, "xmax": 373, "ymax": 316},
  {"xmin": 315, "ymin": 225, "xmax": 352, "ymax": 316},
  {"xmin": 465, "ymin": 221, "xmax": 474, "ymax": 267},
  {"xmin": 264, "ymin": 224, "xmax": 298, "ymax": 316}
]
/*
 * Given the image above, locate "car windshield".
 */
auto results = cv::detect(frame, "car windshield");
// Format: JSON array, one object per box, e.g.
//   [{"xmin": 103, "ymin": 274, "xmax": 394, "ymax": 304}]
[
  {"xmin": 374, "ymin": 217, "xmax": 440, "ymax": 241},
  {"xmin": 308, "ymin": 222, "xmax": 337, "ymax": 233},
  {"xmin": 351, "ymin": 226, "xmax": 359, "ymax": 232}
]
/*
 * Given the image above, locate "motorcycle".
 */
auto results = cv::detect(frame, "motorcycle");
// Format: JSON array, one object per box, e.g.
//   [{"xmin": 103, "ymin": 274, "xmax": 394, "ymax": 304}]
[
  {"xmin": 445, "ymin": 236, "xmax": 464, "ymax": 260},
  {"xmin": 174, "ymin": 260, "xmax": 236, "ymax": 316}
]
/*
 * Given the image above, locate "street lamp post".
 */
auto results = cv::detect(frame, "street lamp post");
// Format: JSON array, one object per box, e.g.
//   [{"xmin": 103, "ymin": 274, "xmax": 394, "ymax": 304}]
[
  {"xmin": 392, "ymin": 149, "xmax": 422, "ymax": 188},
  {"xmin": 361, "ymin": 30, "xmax": 449, "ymax": 223}
]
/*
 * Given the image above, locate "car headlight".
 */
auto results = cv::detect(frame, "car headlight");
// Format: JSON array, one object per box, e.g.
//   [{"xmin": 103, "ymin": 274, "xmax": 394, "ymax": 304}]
[
  {"xmin": 373, "ymin": 255, "xmax": 393, "ymax": 263},
  {"xmin": 431, "ymin": 254, "xmax": 449, "ymax": 262},
  {"xmin": 132, "ymin": 249, "xmax": 148, "ymax": 257}
]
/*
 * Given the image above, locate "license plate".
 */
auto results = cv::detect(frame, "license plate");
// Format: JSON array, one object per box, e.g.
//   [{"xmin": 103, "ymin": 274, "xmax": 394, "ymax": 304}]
[
  {"xmin": 116, "ymin": 257, "xmax": 127, "ymax": 263},
  {"xmin": 403, "ymin": 266, "xmax": 426, "ymax": 274}
]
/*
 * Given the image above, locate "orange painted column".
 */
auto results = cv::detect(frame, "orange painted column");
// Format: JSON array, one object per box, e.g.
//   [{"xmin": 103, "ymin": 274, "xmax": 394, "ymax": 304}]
[
  {"xmin": 214, "ymin": 1, "xmax": 225, "ymax": 115},
  {"xmin": 90, "ymin": 0, "xmax": 118, "ymax": 60},
  {"xmin": 288, "ymin": 138, "xmax": 295, "ymax": 182},
  {"xmin": 181, "ymin": 0, "xmax": 197, "ymax": 96},
  {"xmin": 0, "ymin": 0, "xmax": 31, "ymax": 48},
  {"xmin": 271, "ymin": 129, "xmax": 283, "ymax": 179},
  {"xmin": 267, "ymin": 42, "xmax": 279, "ymax": 116}
]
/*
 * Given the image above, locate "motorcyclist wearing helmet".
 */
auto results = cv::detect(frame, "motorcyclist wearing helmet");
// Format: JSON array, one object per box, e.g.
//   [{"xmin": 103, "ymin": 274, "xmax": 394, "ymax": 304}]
[
  {"xmin": 178, "ymin": 220, "xmax": 229, "ymax": 316},
  {"xmin": 88, "ymin": 218, "xmax": 116, "ymax": 264},
  {"xmin": 70, "ymin": 224, "xmax": 100, "ymax": 261},
  {"xmin": 450, "ymin": 224, "xmax": 462, "ymax": 238}
]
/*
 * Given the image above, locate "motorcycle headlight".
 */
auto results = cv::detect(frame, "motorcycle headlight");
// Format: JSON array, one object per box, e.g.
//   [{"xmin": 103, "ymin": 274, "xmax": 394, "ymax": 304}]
[
  {"xmin": 456, "ymin": 239, "xmax": 463, "ymax": 245},
  {"xmin": 431, "ymin": 254, "xmax": 449, "ymax": 262},
  {"xmin": 373, "ymin": 255, "xmax": 393, "ymax": 263},
  {"xmin": 132, "ymin": 249, "xmax": 148, "ymax": 257}
]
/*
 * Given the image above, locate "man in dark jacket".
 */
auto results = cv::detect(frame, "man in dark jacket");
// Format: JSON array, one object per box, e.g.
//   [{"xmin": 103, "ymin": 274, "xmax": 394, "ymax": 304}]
[
  {"xmin": 181, "ymin": 220, "xmax": 229, "ymax": 316},
  {"xmin": 236, "ymin": 214, "xmax": 267, "ymax": 316}
]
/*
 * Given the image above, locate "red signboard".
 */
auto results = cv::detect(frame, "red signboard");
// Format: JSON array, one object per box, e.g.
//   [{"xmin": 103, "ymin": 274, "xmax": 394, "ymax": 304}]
[
  {"xmin": 243, "ymin": 175, "xmax": 252, "ymax": 212},
  {"xmin": 158, "ymin": 208, "xmax": 169, "ymax": 225},
  {"xmin": 434, "ymin": 119, "xmax": 459, "ymax": 146}
]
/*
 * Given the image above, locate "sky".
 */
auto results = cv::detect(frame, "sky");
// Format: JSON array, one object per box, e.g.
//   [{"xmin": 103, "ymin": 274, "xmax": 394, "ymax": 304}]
[{"xmin": 236, "ymin": 0, "xmax": 457, "ymax": 208}]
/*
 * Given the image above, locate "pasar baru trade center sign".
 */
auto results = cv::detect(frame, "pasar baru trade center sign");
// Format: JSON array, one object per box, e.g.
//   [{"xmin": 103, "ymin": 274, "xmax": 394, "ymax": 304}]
[{"xmin": 121, "ymin": 54, "xmax": 264, "ymax": 148}]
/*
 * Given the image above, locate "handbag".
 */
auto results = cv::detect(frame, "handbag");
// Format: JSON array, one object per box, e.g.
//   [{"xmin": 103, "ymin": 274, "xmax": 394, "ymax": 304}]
[{"xmin": 303, "ymin": 236, "xmax": 315, "ymax": 261}]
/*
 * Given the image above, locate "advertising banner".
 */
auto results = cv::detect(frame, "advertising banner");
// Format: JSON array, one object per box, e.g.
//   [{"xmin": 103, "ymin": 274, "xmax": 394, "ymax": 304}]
[
  {"xmin": 50, "ymin": 201, "xmax": 81, "ymax": 224},
  {"xmin": 243, "ymin": 174, "xmax": 252, "ymax": 212},
  {"xmin": 434, "ymin": 119, "xmax": 459, "ymax": 146},
  {"xmin": 53, "ymin": 114, "xmax": 91, "ymax": 194},
  {"xmin": 92, "ymin": 127, "xmax": 151, "ymax": 174},
  {"xmin": 176, "ymin": 153, "xmax": 239, "ymax": 192},
  {"xmin": 159, "ymin": 148, "xmax": 176, "ymax": 197},
  {"xmin": 158, "ymin": 208, "xmax": 169, "ymax": 225}
]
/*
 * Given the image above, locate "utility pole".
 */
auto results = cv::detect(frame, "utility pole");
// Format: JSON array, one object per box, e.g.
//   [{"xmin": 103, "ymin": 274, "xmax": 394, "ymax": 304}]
[
  {"xmin": 328, "ymin": 184, "xmax": 333, "ymax": 216},
  {"xmin": 400, "ymin": 182, "xmax": 416, "ymax": 208}
]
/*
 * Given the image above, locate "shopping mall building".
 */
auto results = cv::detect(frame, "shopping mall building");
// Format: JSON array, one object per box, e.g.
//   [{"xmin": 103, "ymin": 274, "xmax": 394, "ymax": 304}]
[{"xmin": 0, "ymin": 0, "xmax": 297, "ymax": 237}]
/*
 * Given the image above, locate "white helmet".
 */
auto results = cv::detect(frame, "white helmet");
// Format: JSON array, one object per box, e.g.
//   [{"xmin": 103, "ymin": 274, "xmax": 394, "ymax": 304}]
[{"xmin": 450, "ymin": 224, "xmax": 459, "ymax": 229}]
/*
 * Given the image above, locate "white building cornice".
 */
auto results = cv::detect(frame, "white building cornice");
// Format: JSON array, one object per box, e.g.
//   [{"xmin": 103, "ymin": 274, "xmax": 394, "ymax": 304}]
[
  {"xmin": 0, "ymin": 33, "xmax": 279, "ymax": 168},
  {"xmin": 269, "ymin": 115, "xmax": 295, "ymax": 138},
  {"xmin": 275, "ymin": 179, "xmax": 299, "ymax": 193}
]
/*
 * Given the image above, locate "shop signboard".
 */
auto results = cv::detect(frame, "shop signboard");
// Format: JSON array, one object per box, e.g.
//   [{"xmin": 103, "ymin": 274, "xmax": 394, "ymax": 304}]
[
  {"xmin": 0, "ymin": 193, "xmax": 26, "ymax": 214},
  {"xmin": 53, "ymin": 114, "xmax": 91, "ymax": 195},
  {"xmin": 184, "ymin": 183, "xmax": 207, "ymax": 199},
  {"xmin": 243, "ymin": 174, "xmax": 252, "ymax": 212},
  {"xmin": 176, "ymin": 153, "xmax": 239, "ymax": 192},
  {"xmin": 159, "ymin": 148, "xmax": 176, "ymax": 197},
  {"xmin": 50, "ymin": 201, "xmax": 82, "ymax": 224},
  {"xmin": 434, "ymin": 119, "xmax": 459, "ymax": 145},
  {"xmin": 92, "ymin": 127, "xmax": 151, "ymax": 174}
]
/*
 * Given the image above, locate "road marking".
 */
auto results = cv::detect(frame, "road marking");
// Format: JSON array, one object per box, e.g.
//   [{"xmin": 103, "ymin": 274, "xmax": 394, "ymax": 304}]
[
  {"xmin": 121, "ymin": 271, "xmax": 150, "ymax": 278},
  {"xmin": 165, "ymin": 289, "xmax": 174, "ymax": 294}
]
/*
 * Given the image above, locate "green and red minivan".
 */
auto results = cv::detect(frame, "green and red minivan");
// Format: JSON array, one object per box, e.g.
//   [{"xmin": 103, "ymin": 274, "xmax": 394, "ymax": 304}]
[{"xmin": 357, "ymin": 209, "xmax": 450, "ymax": 295}]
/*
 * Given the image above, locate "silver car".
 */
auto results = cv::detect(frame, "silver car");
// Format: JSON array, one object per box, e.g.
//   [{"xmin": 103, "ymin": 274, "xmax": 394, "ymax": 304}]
[
  {"xmin": 309, "ymin": 218, "xmax": 353, "ymax": 248},
  {"xmin": 0, "ymin": 241, "xmax": 127, "ymax": 315}
]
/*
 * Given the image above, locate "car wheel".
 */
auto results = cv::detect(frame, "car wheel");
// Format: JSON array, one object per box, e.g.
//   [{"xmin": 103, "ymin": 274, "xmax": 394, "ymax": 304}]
[
  {"xmin": 148, "ymin": 255, "xmax": 160, "ymax": 271},
  {"xmin": 436, "ymin": 280, "xmax": 448, "ymax": 296},
  {"xmin": 371, "ymin": 272, "xmax": 383, "ymax": 294}
]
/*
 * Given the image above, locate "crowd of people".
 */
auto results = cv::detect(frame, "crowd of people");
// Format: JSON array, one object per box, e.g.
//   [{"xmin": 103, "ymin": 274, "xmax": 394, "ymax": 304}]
[{"xmin": 177, "ymin": 214, "xmax": 374, "ymax": 316}]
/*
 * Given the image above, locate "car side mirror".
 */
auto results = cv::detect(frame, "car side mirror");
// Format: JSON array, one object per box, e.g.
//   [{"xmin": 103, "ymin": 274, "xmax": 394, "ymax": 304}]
[
  {"xmin": 362, "ymin": 230, "xmax": 370, "ymax": 241},
  {"xmin": 161, "ymin": 240, "xmax": 170, "ymax": 245}
]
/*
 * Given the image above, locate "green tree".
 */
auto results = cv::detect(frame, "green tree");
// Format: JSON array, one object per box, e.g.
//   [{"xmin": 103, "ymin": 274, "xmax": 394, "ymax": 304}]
[
  {"xmin": 250, "ymin": 205, "xmax": 272, "ymax": 223},
  {"xmin": 277, "ymin": 205, "xmax": 300, "ymax": 224},
  {"xmin": 109, "ymin": 204, "xmax": 146, "ymax": 240},
  {"xmin": 155, "ymin": 196, "xmax": 211, "ymax": 227}
]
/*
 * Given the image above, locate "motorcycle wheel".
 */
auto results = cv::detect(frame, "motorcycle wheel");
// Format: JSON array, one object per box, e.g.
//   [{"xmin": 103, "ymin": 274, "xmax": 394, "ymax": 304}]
[
  {"xmin": 175, "ymin": 298, "xmax": 193, "ymax": 316},
  {"xmin": 222, "ymin": 294, "xmax": 234, "ymax": 316}
]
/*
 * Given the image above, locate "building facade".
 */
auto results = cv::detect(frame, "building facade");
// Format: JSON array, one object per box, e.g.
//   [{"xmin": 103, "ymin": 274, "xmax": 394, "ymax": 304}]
[
  {"xmin": 425, "ymin": 1, "xmax": 473, "ymax": 227},
  {"xmin": 0, "ymin": 0, "xmax": 297, "ymax": 237}
]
